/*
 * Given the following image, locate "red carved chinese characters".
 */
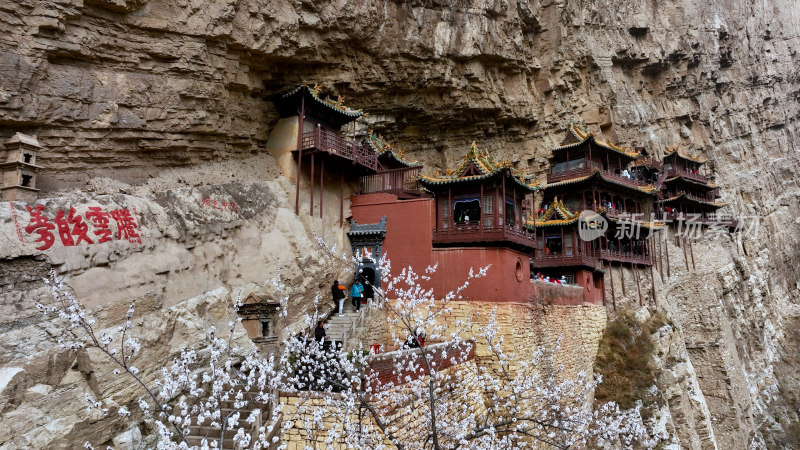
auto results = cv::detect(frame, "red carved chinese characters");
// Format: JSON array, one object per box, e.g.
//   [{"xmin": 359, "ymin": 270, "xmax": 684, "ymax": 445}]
[
  {"xmin": 85, "ymin": 207, "xmax": 113, "ymax": 243},
  {"xmin": 54, "ymin": 207, "xmax": 94, "ymax": 246},
  {"xmin": 110, "ymin": 208, "xmax": 141, "ymax": 244},
  {"xmin": 24, "ymin": 204, "xmax": 55, "ymax": 251},
  {"xmin": 21, "ymin": 205, "xmax": 142, "ymax": 250},
  {"xmin": 200, "ymin": 197, "xmax": 237, "ymax": 212}
]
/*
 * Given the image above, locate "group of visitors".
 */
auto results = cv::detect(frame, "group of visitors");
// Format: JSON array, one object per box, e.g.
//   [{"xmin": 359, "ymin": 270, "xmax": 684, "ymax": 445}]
[
  {"xmin": 534, "ymin": 272, "xmax": 568, "ymax": 285},
  {"xmin": 330, "ymin": 276, "xmax": 373, "ymax": 316}
]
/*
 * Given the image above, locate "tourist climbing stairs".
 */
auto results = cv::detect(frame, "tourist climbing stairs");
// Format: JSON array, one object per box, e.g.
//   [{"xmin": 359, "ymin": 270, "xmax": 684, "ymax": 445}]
[{"xmin": 323, "ymin": 297, "xmax": 377, "ymax": 351}]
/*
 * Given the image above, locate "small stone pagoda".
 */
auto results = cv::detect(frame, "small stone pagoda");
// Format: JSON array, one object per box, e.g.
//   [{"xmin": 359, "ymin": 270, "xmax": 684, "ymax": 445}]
[{"xmin": 1, "ymin": 133, "xmax": 42, "ymax": 202}]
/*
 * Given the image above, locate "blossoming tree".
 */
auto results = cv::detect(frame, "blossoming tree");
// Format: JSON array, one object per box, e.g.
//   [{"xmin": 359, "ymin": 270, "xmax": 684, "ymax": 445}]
[{"xmin": 36, "ymin": 242, "xmax": 649, "ymax": 449}]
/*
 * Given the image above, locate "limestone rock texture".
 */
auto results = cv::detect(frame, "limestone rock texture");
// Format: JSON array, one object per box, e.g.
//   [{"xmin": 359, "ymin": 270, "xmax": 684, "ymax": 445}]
[{"xmin": 1, "ymin": 0, "xmax": 800, "ymax": 448}]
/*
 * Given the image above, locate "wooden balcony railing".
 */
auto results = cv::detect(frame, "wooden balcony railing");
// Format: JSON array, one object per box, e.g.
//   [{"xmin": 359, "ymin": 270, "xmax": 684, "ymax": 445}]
[
  {"xmin": 599, "ymin": 249, "xmax": 652, "ymax": 265},
  {"xmin": 660, "ymin": 212, "xmax": 738, "ymax": 228},
  {"xmin": 547, "ymin": 160, "xmax": 602, "ymax": 183},
  {"xmin": 532, "ymin": 250, "xmax": 600, "ymax": 269},
  {"xmin": 301, "ymin": 128, "xmax": 378, "ymax": 171},
  {"xmin": 666, "ymin": 168, "xmax": 709, "ymax": 184},
  {"xmin": 548, "ymin": 161, "xmax": 651, "ymax": 189},
  {"xmin": 360, "ymin": 167, "xmax": 422, "ymax": 194},
  {"xmin": 663, "ymin": 190, "xmax": 719, "ymax": 203},
  {"xmin": 433, "ymin": 222, "xmax": 536, "ymax": 249}
]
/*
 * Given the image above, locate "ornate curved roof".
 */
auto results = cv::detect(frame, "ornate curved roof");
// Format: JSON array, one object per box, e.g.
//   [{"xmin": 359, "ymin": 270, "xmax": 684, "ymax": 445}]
[
  {"xmin": 362, "ymin": 133, "xmax": 421, "ymax": 168},
  {"xmin": 418, "ymin": 142, "xmax": 540, "ymax": 192},
  {"xmin": 544, "ymin": 168, "xmax": 657, "ymax": 194},
  {"xmin": 554, "ymin": 124, "xmax": 641, "ymax": 160},
  {"xmin": 277, "ymin": 84, "xmax": 363, "ymax": 126},
  {"xmin": 523, "ymin": 198, "xmax": 587, "ymax": 228},
  {"xmin": 663, "ymin": 147, "xmax": 708, "ymax": 164},
  {"xmin": 663, "ymin": 174, "xmax": 719, "ymax": 189},
  {"xmin": 660, "ymin": 192, "xmax": 727, "ymax": 208}
]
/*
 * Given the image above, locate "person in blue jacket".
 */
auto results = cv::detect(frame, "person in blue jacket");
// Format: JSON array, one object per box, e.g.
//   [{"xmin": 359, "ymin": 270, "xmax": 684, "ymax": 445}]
[{"xmin": 350, "ymin": 279, "xmax": 364, "ymax": 312}]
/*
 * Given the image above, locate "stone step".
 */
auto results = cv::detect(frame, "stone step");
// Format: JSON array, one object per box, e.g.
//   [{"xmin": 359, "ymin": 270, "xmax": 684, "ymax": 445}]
[{"xmin": 185, "ymin": 434, "xmax": 244, "ymax": 450}]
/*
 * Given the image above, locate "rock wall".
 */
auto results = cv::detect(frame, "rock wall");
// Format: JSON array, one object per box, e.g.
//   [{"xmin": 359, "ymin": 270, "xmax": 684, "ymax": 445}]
[{"xmin": 1, "ymin": 0, "xmax": 800, "ymax": 448}]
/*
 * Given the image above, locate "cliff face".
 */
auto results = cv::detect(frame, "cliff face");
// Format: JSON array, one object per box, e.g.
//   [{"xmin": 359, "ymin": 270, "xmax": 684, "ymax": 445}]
[{"xmin": 1, "ymin": 0, "xmax": 800, "ymax": 448}]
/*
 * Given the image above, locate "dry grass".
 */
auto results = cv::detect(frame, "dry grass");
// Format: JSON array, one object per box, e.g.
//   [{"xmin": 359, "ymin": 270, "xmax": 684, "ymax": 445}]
[{"xmin": 593, "ymin": 310, "xmax": 669, "ymax": 420}]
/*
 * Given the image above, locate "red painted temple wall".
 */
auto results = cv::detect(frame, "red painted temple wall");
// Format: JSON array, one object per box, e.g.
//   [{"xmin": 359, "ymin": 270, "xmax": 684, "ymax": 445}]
[
  {"xmin": 432, "ymin": 247, "xmax": 532, "ymax": 301},
  {"xmin": 350, "ymin": 193, "xmax": 601, "ymax": 305},
  {"xmin": 350, "ymin": 193, "xmax": 434, "ymax": 277}
]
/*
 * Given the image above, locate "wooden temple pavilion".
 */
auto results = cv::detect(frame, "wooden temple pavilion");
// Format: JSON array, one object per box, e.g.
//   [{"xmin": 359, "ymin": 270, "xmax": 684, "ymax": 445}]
[
  {"xmin": 417, "ymin": 142, "xmax": 539, "ymax": 252},
  {"xmin": 350, "ymin": 142, "xmax": 551, "ymax": 303},
  {"xmin": 658, "ymin": 148, "xmax": 728, "ymax": 224},
  {"xmin": 541, "ymin": 125, "xmax": 660, "ymax": 267},
  {"xmin": 277, "ymin": 84, "xmax": 378, "ymax": 217},
  {"xmin": 359, "ymin": 133, "xmax": 423, "ymax": 198}
]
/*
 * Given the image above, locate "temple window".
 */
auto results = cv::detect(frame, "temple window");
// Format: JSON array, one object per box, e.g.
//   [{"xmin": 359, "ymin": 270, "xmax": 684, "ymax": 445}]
[
  {"xmin": 23, "ymin": 153, "xmax": 32, "ymax": 163},
  {"xmin": 454, "ymin": 198, "xmax": 480, "ymax": 224},
  {"xmin": 482, "ymin": 194, "xmax": 493, "ymax": 226},
  {"xmin": 545, "ymin": 235, "xmax": 563, "ymax": 254},
  {"xmin": 21, "ymin": 174, "xmax": 32, "ymax": 187},
  {"xmin": 505, "ymin": 200, "xmax": 515, "ymax": 225}
]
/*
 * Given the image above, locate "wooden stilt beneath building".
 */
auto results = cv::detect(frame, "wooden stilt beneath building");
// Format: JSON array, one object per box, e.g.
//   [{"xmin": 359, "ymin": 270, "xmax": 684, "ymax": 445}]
[
  {"xmin": 682, "ymin": 237, "xmax": 689, "ymax": 270},
  {"xmin": 649, "ymin": 265, "xmax": 657, "ymax": 305},
  {"xmin": 319, "ymin": 159, "xmax": 324, "ymax": 219},
  {"xmin": 310, "ymin": 153, "xmax": 315, "ymax": 216},
  {"xmin": 658, "ymin": 230, "xmax": 665, "ymax": 282},
  {"xmin": 689, "ymin": 238, "xmax": 696, "ymax": 270},
  {"xmin": 295, "ymin": 96, "xmax": 305, "ymax": 215},
  {"xmin": 620, "ymin": 263, "xmax": 626, "ymax": 296},
  {"xmin": 609, "ymin": 262, "xmax": 616, "ymax": 311},
  {"xmin": 664, "ymin": 230, "xmax": 671, "ymax": 278},
  {"xmin": 634, "ymin": 263, "xmax": 643, "ymax": 306}
]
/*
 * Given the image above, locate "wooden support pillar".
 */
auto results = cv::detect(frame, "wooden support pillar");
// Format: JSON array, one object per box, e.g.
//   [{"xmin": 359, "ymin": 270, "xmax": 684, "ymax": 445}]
[
  {"xmin": 658, "ymin": 231, "xmax": 665, "ymax": 282},
  {"xmin": 502, "ymin": 175, "xmax": 506, "ymax": 227},
  {"xmin": 294, "ymin": 99, "xmax": 305, "ymax": 215},
  {"xmin": 649, "ymin": 264, "xmax": 657, "ymax": 305},
  {"xmin": 319, "ymin": 159, "xmax": 324, "ymax": 219},
  {"xmin": 689, "ymin": 238, "xmax": 696, "ymax": 270},
  {"xmin": 609, "ymin": 262, "xmax": 616, "ymax": 310},
  {"xmin": 449, "ymin": 187, "xmax": 453, "ymax": 229},
  {"xmin": 310, "ymin": 154, "xmax": 315, "ymax": 216},
  {"xmin": 634, "ymin": 263, "xmax": 643, "ymax": 306},
  {"xmin": 339, "ymin": 173, "xmax": 344, "ymax": 227},
  {"xmin": 620, "ymin": 262, "xmax": 626, "ymax": 295},
  {"xmin": 682, "ymin": 237, "xmax": 689, "ymax": 270},
  {"xmin": 493, "ymin": 187, "xmax": 498, "ymax": 228},
  {"xmin": 480, "ymin": 182, "xmax": 484, "ymax": 236},
  {"xmin": 665, "ymin": 230, "xmax": 671, "ymax": 278}
]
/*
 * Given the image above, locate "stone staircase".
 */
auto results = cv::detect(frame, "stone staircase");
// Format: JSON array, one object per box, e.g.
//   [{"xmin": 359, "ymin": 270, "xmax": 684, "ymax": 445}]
[
  {"xmin": 323, "ymin": 298, "xmax": 376, "ymax": 351},
  {"xmin": 183, "ymin": 388, "xmax": 280, "ymax": 450}
]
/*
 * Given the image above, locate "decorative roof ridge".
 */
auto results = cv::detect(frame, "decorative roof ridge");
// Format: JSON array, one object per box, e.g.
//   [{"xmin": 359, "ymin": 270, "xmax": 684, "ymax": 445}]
[
  {"xmin": 661, "ymin": 192, "xmax": 727, "ymax": 207},
  {"xmin": 418, "ymin": 142, "xmax": 539, "ymax": 191},
  {"xmin": 364, "ymin": 132, "xmax": 422, "ymax": 167},
  {"xmin": 663, "ymin": 146, "xmax": 708, "ymax": 163},
  {"xmin": 552, "ymin": 123, "xmax": 640, "ymax": 158},
  {"xmin": 280, "ymin": 84, "xmax": 364, "ymax": 117}
]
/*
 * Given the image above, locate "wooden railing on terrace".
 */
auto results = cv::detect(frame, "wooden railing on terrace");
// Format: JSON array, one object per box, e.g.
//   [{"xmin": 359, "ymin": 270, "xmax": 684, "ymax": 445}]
[
  {"xmin": 666, "ymin": 168, "xmax": 709, "ymax": 184},
  {"xmin": 301, "ymin": 127, "xmax": 378, "ymax": 171},
  {"xmin": 433, "ymin": 222, "xmax": 537, "ymax": 249},
  {"xmin": 547, "ymin": 160, "xmax": 651, "ymax": 189},
  {"xmin": 360, "ymin": 166, "xmax": 422, "ymax": 194},
  {"xmin": 532, "ymin": 250, "xmax": 600, "ymax": 269},
  {"xmin": 599, "ymin": 249, "xmax": 652, "ymax": 265}
]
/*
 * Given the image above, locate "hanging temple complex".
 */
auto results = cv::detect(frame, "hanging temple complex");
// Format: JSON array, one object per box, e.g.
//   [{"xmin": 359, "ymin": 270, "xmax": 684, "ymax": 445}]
[{"xmin": 262, "ymin": 84, "xmax": 734, "ymax": 311}]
